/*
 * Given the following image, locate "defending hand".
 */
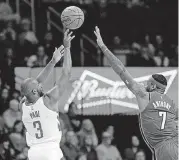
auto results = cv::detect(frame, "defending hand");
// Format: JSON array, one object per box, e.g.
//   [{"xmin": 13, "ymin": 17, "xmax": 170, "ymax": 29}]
[{"xmin": 94, "ymin": 26, "xmax": 104, "ymax": 48}]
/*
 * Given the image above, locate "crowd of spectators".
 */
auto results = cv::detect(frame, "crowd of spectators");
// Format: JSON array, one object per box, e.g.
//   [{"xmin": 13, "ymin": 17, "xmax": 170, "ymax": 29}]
[{"xmin": 0, "ymin": 0, "xmax": 178, "ymax": 69}]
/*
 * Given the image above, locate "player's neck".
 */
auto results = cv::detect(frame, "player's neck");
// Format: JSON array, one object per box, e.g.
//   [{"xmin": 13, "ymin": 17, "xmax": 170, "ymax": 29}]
[
  {"xmin": 155, "ymin": 89, "xmax": 165, "ymax": 94},
  {"xmin": 26, "ymin": 96, "xmax": 39, "ymax": 105}
]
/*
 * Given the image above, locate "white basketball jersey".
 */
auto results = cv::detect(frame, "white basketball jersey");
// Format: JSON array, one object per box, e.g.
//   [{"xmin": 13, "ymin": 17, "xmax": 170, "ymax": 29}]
[{"xmin": 22, "ymin": 97, "xmax": 62, "ymax": 147}]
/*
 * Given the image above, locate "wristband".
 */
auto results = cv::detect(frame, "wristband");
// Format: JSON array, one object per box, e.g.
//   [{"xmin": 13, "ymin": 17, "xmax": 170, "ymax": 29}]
[{"xmin": 65, "ymin": 47, "xmax": 70, "ymax": 50}]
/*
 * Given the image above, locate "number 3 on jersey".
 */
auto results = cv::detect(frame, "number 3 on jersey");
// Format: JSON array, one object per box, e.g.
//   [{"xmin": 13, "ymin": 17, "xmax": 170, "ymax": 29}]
[
  {"xmin": 159, "ymin": 111, "xmax": 167, "ymax": 130},
  {"xmin": 33, "ymin": 121, "xmax": 43, "ymax": 139}
]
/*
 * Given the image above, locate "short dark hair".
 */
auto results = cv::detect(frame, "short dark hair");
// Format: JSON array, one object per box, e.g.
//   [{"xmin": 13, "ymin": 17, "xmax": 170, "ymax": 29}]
[
  {"xmin": 69, "ymin": 102, "xmax": 76, "ymax": 109},
  {"xmin": 152, "ymin": 74, "xmax": 167, "ymax": 86}
]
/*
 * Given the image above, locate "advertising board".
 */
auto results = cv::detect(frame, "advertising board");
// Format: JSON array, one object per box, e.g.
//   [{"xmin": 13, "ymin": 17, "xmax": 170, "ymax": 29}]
[{"xmin": 15, "ymin": 67, "xmax": 178, "ymax": 115}]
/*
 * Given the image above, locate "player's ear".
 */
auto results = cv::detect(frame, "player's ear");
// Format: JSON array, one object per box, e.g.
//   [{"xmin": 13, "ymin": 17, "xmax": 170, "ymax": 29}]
[
  {"xmin": 152, "ymin": 84, "xmax": 157, "ymax": 90},
  {"xmin": 32, "ymin": 89, "xmax": 37, "ymax": 94}
]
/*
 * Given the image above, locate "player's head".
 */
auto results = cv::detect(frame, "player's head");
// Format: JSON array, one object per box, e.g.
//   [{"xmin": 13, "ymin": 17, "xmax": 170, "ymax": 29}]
[
  {"xmin": 20, "ymin": 78, "xmax": 44, "ymax": 100},
  {"xmin": 146, "ymin": 74, "xmax": 167, "ymax": 93}
]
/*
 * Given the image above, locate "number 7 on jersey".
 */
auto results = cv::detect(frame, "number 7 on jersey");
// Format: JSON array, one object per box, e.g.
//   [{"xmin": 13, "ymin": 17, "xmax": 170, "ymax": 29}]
[{"xmin": 159, "ymin": 111, "xmax": 167, "ymax": 130}]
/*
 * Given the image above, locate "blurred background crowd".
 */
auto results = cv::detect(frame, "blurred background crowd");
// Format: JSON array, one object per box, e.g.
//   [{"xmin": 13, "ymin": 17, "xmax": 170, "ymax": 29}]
[{"xmin": 0, "ymin": 0, "xmax": 178, "ymax": 159}]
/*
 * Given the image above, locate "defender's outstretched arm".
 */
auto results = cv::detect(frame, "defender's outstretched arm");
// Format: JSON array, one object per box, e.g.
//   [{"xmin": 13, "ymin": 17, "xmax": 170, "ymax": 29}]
[{"xmin": 94, "ymin": 26, "xmax": 147, "ymax": 98}]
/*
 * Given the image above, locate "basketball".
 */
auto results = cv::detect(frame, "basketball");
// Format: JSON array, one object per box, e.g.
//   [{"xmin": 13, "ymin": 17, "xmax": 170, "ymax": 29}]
[{"xmin": 61, "ymin": 6, "xmax": 84, "ymax": 30}]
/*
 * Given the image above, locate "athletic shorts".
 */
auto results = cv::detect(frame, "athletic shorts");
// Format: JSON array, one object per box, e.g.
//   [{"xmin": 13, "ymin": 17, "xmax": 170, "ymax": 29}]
[
  {"xmin": 28, "ymin": 142, "xmax": 63, "ymax": 160},
  {"xmin": 155, "ymin": 136, "xmax": 178, "ymax": 160}
]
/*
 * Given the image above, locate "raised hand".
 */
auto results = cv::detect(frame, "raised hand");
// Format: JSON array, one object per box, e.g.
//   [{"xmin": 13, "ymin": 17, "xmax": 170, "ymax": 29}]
[
  {"xmin": 63, "ymin": 29, "xmax": 75, "ymax": 48},
  {"xmin": 52, "ymin": 45, "xmax": 64, "ymax": 64},
  {"xmin": 94, "ymin": 26, "xmax": 104, "ymax": 48}
]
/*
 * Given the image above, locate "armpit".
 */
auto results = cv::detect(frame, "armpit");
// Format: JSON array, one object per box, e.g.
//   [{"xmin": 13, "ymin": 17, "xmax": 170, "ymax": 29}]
[{"xmin": 132, "ymin": 83, "xmax": 148, "ymax": 98}]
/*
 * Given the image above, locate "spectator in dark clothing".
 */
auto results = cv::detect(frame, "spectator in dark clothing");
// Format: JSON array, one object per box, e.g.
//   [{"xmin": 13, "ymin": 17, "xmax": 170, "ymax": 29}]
[
  {"xmin": 61, "ymin": 131, "xmax": 80, "ymax": 160},
  {"xmin": 68, "ymin": 102, "xmax": 81, "ymax": 132},
  {"xmin": 0, "ymin": 47, "xmax": 15, "ymax": 89},
  {"xmin": 4, "ymin": 21, "xmax": 16, "ymax": 42},
  {"xmin": 95, "ymin": 0, "xmax": 111, "ymax": 45},
  {"xmin": 143, "ymin": 34, "xmax": 155, "ymax": 56},
  {"xmin": 105, "ymin": 125, "xmax": 117, "ymax": 145},
  {"xmin": 79, "ymin": 135, "xmax": 98, "ymax": 160},
  {"xmin": 137, "ymin": 46, "xmax": 156, "ymax": 66},
  {"xmin": 60, "ymin": 102, "xmax": 82, "ymax": 145},
  {"xmin": 154, "ymin": 34, "xmax": 170, "ymax": 58},
  {"xmin": 0, "ymin": 77, "xmax": 2, "ymax": 92},
  {"xmin": 12, "ymin": 90, "xmax": 21, "ymax": 101},
  {"xmin": 169, "ymin": 46, "xmax": 178, "ymax": 66},
  {"xmin": 0, "ymin": 134, "xmax": 15, "ymax": 160},
  {"xmin": 155, "ymin": 35, "xmax": 165, "ymax": 53},
  {"xmin": 0, "ymin": 30, "xmax": 12, "ymax": 61},
  {"xmin": 124, "ymin": 148, "xmax": 135, "ymax": 160},
  {"xmin": 0, "ymin": 88, "xmax": 10, "ymax": 115},
  {"xmin": 124, "ymin": 135, "xmax": 141, "ymax": 160},
  {"xmin": 43, "ymin": 31, "xmax": 56, "ymax": 59},
  {"xmin": 127, "ymin": 42, "xmax": 142, "ymax": 66},
  {"xmin": 11, "ymin": 121, "xmax": 24, "ymax": 136},
  {"xmin": 0, "ymin": 116, "xmax": 5, "ymax": 134},
  {"xmin": 16, "ymin": 18, "xmax": 38, "ymax": 66},
  {"xmin": 15, "ymin": 146, "xmax": 28, "ymax": 160},
  {"xmin": 106, "ymin": 36, "xmax": 130, "ymax": 66},
  {"xmin": 27, "ymin": 45, "xmax": 49, "ymax": 67}
]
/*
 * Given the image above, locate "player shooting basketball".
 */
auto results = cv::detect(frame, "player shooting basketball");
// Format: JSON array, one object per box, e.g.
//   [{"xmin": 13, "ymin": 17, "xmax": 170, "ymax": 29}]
[
  {"xmin": 19, "ymin": 29, "xmax": 75, "ymax": 160},
  {"xmin": 94, "ymin": 26, "xmax": 178, "ymax": 160}
]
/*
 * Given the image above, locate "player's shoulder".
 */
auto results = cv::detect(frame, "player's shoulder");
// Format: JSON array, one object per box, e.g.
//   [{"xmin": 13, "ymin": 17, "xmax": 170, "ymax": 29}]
[
  {"xmin": 42, "ymin": 94, "xmax": 59, "ymax": 113},
  {"xmin": 134, "ymin": 83, "xmax": 149, "ymax": 99}
]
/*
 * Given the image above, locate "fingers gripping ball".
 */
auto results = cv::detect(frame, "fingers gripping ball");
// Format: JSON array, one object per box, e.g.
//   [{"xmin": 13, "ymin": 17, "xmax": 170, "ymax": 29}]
[{"xmin": 61, "ymin": 6, "xmax": 84, "ymax": 30}]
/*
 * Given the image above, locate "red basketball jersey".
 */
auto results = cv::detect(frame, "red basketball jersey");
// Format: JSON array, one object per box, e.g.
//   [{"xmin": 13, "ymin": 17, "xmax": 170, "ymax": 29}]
[{"xmin": 139, "ymin": 92, "xmax": 178, "ymax": 149}]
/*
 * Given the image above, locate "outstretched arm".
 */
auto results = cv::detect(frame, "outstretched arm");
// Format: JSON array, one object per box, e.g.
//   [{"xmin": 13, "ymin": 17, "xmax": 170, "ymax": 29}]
[
  {"xmin": 45, "ymin": 29, "xmax": 74, "ymax": 111},
  {"xmin": 94, "ymin": 26, "xmax": 148, "ymax": 111},
  {"xmin": 36, "ymin": 45, "xmax": 64, "ymax": 84}
]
